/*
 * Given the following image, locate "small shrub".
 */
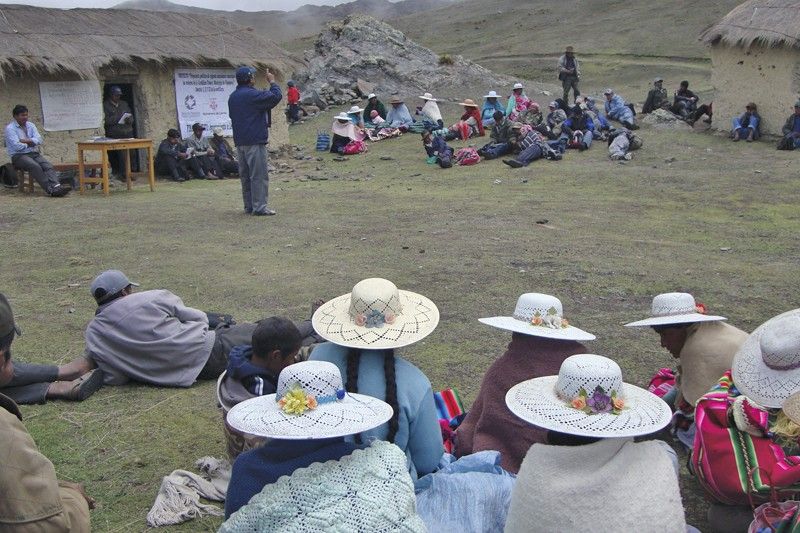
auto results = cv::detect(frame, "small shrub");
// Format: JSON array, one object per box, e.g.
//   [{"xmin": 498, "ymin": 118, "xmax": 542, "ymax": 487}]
[{"xmin": 438, "ymin": 54, "xmax": 454, "ymax": 66}]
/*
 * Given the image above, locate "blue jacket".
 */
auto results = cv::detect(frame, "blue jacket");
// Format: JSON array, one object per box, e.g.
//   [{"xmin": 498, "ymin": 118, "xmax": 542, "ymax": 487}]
[
  {"xmin": 563, "ymin": 115, "xmax": 596, "ymax": 133},
  {"xmin": 604, "ymin": 95, "xmax": 629, "ymax": 120},
  {"xmin": 309, "ymin": 342, "xmax": 444, "ymax": 479},
  {"xmin": 481, "ymin": 100, "xmax": 505, "ymax": 122},
  {"xmin": 225, "ymin": 438, "xmax": 364, "ymax": 518},
  {"xmin": 226, "ymin": 345, "xmax": 278, "ymax": 396},
  {"xmin": 228, "ymin": 82, "xmax": 282, "ymax": 146}
]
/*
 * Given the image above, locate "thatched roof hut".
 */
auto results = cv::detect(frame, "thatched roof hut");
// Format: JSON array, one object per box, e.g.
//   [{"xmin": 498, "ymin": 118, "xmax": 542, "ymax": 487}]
[
  {"xmin": 699, "ymin": 0, "xmax": 800, "ymax": 135},
  {"xmin": 0, "ymin": 4, "xmax": 301, "ymax": 163},
  {"xmin": 0, "ymin": 4, "xmax": 300, "ymax": 79}
]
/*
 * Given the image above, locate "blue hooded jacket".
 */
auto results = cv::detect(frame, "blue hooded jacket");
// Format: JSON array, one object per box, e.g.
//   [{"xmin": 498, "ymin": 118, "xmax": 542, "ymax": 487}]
[
  {"xmin": 226, "ymin": 345, "xmax": 278, "ymax": 396},
  {"xmin": 228, "ymin": 82, "xmax": 282, "ymax": 146}
]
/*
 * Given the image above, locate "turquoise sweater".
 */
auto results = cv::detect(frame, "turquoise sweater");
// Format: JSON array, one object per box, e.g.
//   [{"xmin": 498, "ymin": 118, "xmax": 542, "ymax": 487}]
[{"xmin": 309, "ymin": 342, "xmax": 444, "ymax": 479}]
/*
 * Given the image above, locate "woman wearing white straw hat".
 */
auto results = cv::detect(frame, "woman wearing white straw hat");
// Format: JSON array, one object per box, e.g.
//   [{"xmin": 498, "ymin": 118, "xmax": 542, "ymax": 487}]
[
  {"xmin": 504, "ymin": 353, "xmax": 686, "ymax": 533},
  {"xmin": 222, "ymin": 361, "xmax": 425, "ymax": 532},
  {"xmin": 481, "ymin": 90, "xmax": 505, "ymax": 127},
  {"xmin": 505, "ymin": 82, "xmax": 530, "ymax": 121},
  {"xmin": 309, "ymin": 278, "xmax": 443, "ymax": 479},
  {"xmin": 454, "ymin": 293, "xmax": 595, "ymax": 474},
  {"xmin": 625, "ymin": 292, "xmax": 748, "ymax": 449},
  {"xmin": 329, "ymin": 112, "xmax": 365, "ymax": 154},
  {"xmin": 346, "ymin": 104, "xmax": 365, "ymax": 128},
  {"xmin": 415, "ymin": 92, "xmax": 444, "ymax": 130},
  {"xmin": 692, "ymin": 309, "xmax": 800, "ymax": 533}
]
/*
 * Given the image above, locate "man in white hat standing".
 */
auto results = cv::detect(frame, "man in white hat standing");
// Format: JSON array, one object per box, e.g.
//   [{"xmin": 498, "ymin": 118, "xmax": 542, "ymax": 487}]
[
  {"xmin": 625, "ymin": 292, "xmax": 748, "ymax": 448},
  {"xmin": 557, "ymin": 46, "xmax": 581, "ymax": 105}
]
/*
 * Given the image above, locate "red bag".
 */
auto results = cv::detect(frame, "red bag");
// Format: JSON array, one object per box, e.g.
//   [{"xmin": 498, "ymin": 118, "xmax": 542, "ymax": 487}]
[
  {"xmin": 342, "ymin": 140, "xmax": 367, "ymax": 155},
  {"xmin": 454, "ymin": 147, "xmax": 480, "ymax": 166}
]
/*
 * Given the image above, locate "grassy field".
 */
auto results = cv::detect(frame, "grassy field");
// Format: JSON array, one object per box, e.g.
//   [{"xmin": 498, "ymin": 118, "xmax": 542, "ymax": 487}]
[{"xmin": 2, "ymin": 111, "xmax": 799, "ymax": 531}]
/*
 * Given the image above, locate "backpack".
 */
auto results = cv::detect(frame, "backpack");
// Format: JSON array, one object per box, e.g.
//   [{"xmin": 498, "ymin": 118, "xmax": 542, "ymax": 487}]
[
  {"xmin": 454, "ymin": 147, "xmax": 480, "ymax": 166},
  {"xmin": 691, "ymin": 371, "xmax": 800, "ymax": 506},
  {"xmin": 0, "ymin": 163, "xmax": 18, "ymax": 188},
  {"xmin": 342, "ymin": 140, "xmax": 367, "ymax": 155},
  {"xmin": 315, "ymin": 131, "xmax": 330, "ymax": 151}
]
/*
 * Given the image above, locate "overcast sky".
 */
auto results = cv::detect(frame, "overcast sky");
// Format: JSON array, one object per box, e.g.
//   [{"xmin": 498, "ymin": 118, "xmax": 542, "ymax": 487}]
[{"xmin": 2, "ymin": 0, "xmax": 357, "ymax": 11}]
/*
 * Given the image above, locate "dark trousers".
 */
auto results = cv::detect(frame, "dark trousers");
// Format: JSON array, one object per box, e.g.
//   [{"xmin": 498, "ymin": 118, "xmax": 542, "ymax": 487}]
[
  {"xmin": 214, "ymin": 156, "xmax": 239, "ymax": 176},
  {"xmin": 289, "ymin": 104, "xmax": 300, "ymax": 122},
  {"xmin": 691, "ymin": 104, "xmax": 713, "ymax": 122},
  {"xmin": 155, "ymin": 155, "xmax": 206, "ymax": 180},
  {"xmin": 12, "ymin": 152, "xmax": 61, "ymax": 192},
  {"xmin": 516, "ymin": 144, "xmax": 544, "ymax": 166},
  {"xmin": 480, "ymin": 142, "xmax": 511, "ymax": 159},
  {"xmin": 1, "ymin": 361, "xmax": 58, "ymax": 404},
  {"xmin": 562, "ymin": 75, "xmax": 580, "ymax": 104}
]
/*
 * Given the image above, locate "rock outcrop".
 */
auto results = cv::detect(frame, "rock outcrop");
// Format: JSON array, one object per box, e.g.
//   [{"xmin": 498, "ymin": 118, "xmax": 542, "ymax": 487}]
[
  {"xmin": 640, "ymin": 109, "xmax": 693, "ymax": 131},
  {"xmin": 295, "ymin": 14, "xmax": 542, "ymax": 109}
]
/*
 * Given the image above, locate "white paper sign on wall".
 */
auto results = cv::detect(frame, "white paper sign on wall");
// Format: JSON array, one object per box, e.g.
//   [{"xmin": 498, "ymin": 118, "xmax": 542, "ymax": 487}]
[{"xmin": 39, "ymin": 80, "xmax": 102, "ymax": 132}]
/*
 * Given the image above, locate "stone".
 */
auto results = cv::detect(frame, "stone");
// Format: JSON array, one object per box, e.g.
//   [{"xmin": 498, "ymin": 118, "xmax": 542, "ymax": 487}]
[
  {"xmin": 356, "ymin": 78, "xmax": 375, "ymax": 97},
  {"xmin": 640, "ymin": 109, "xmax": 692, "ymax": 131}
]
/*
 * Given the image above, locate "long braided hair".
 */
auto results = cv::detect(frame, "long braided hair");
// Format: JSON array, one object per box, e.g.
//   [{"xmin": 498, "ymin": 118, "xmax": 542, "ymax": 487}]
[{"xmin": 345, "ymin": 347, "xmax": 400, "ymax": 443}]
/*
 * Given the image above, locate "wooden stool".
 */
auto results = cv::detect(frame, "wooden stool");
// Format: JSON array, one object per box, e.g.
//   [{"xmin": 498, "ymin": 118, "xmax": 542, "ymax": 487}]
[{"xmin": 17, "ymin": 169, "xmax": 35, "ymax": 193}]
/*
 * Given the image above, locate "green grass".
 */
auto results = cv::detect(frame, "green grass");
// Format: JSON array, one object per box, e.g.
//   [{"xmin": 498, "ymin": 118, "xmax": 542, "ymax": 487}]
[{"xmin": 2, "ymin": 112, "xmax": 799, "ymax": 531}]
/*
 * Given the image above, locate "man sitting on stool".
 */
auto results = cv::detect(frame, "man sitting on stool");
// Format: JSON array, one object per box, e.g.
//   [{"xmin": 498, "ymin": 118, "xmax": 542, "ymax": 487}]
[{"xmin": 4, "ymin": 104, "xmax": 69, "ymax": 197}]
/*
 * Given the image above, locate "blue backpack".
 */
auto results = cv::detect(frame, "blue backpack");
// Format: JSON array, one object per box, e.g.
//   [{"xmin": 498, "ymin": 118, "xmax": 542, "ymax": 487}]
[{"xmin": 315, "ymin": 131, "xmax": 330, "ymax": 151}]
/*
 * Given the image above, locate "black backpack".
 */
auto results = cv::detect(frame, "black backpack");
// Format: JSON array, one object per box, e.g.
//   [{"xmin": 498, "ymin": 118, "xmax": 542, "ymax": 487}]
[{"xmin": 0, "ymin": 163, "xmax": 18, "ymax": 188}]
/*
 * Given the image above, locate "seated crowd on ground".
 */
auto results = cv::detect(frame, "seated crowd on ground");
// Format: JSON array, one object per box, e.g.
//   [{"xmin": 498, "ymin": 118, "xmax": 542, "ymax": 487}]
[{"xmin": 4, "ymin": 263, "xmax": 800, "ymax": 532}]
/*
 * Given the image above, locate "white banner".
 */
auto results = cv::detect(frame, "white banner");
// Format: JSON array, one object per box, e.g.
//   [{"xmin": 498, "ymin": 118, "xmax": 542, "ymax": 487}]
[
  {"xmin": 174, "ymin": 68, "xmax": 236, "ymax": 138},
  {"xmin": 39, "ymin": 81, "xmax": 102, "ymax": 132}
]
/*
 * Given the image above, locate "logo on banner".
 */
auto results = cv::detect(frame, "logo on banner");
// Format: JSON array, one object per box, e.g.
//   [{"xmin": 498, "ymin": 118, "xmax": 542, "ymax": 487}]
[
  {"xmin": 209, "ymin": 98, "xmax": 219, "ymax": 111},
  {"xmin": 184, "ymin": 95, "xmax": 197, "ymax": 110}
]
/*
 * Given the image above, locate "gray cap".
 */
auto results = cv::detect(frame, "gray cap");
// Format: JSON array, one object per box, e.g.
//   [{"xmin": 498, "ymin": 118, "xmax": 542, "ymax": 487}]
[
  {"xmin": 90, "ymin": 270, "xmax": 139, "ymax": 303},
  {"xmin": 0, "ymin": 293, "xmax": 21, "ymax": 338},
  {"xmin": 603, "ymin": 88, "xmax": 614, "ymax": 95},
  {"xmin": 654, "ymin": 77, "xmax": 663, "ymax": 83}
]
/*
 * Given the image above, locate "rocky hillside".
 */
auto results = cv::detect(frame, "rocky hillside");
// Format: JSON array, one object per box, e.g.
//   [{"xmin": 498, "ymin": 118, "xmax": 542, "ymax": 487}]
[
  {"xmin": 113, "ymin": 0, "xmax": 456, "ymax": 43},
  {"xmin": 294, "ymin": 14, "xmax": 552, "ymax": 109}
]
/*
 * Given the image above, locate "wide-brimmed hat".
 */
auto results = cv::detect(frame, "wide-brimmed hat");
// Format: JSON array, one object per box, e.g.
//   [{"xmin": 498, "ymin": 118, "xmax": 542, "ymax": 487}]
[
  {"xmin": 347, "ymin": 105, "xmax": 364, "ymax": 114},
  {"xmin": 334, "ymin": 112, "xmax": 351, "ymax": 121},
  {"xmin": 625, "ymin": 292, "xmax": 726, "ymax": 328},
  {"xmin": 367, "ymin": 93, "xmax": 377, "ymax": 99},
  {"xmin": 548, "ymin": 101, "xmax": 558, "ymax": 108},
  {"xmin": 389, "ymin": 96, "xmax": 404, "ymax": 104},
  {"xmin": 459, "ymin": 98, "xmax": 478, "ymax": 107},
  {"xmin": 226, "ymin": 361, "xmax": 393, "ymax": 439},
  {"xmin": 479, "ymin": 293, "xmax": 595, "ymax": 341},
  {"xmin": 783, "ymin": 390, "xmax": 800, "ymax": 425},
  {"xmin": 505, "ymin": 354, "xmax": 672, "ymax": 438},
  {"xmin": 513, "ymin": 82, "xmax": 524, "ymax": 90},
  {"xmin": 312, "ymin": 278, "xmax": 439, "ymax": 350},
  {"xmin": 484, "ymin": 90, "xmax": 500, "ymax": 99},
  {"xmin": 732, "ymin": 309, "xmax": 800, "ymax": 409},
  {"xmin": 419, "ymin": 92, "xmax": 438, "ymax": 101}
]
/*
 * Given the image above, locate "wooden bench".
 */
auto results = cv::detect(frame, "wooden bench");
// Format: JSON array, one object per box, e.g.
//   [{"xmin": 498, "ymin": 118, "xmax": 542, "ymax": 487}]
[{"xmin": 17, "ymin": 162, "xmax": 103, "ymax": 193}]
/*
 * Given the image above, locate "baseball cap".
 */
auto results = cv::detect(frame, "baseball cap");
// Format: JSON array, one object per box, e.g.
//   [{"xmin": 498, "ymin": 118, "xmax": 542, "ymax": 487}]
[
  {"xmin": 236, "ymin": 66, "xmax": 256, "ymax": 84},
  {"xmin": 603, "ymin": 88, "xmax": 614, "ymax": 95},
  {"xmin": 212, "ymin": 126, "xmax": 224, "ymax": 136},
  {"xmin": 90, "ymin": 270, "xmax": 139, "ymax": 304},
  {"xmin": 191, "ymin": 122, "xmax": 205, "ymax": 131},
  {"xmin": 0, "ymin": 293, "xmax": 21, "ymax": 337},
  {"xmin": 654, "ymin": 77, "xmax": 663, "ymax": 83},
  {"xmin": 110, "ymin": 86, "xmax": 123, "ymax": 95}
]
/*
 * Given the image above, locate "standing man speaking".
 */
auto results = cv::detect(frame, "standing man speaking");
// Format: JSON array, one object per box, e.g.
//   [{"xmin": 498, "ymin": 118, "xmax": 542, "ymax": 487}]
[{"xmin": 228, "ymin": 66, "xmax": 282, "ymax": 216}]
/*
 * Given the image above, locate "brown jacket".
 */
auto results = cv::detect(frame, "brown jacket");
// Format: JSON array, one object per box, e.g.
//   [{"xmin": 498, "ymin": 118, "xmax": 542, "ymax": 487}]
[
  {"xmin": 0, "ymin": 393, "xmax": 90, "ymax": 532},
  {"xmin": 454, "ymin": 334, "xmax": 587, "ymax": 473}
]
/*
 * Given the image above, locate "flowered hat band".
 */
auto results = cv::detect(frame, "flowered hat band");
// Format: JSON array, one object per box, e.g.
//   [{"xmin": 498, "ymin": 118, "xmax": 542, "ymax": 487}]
[
  {"xmin": 348, "ymin": 278, "xmax": 404, "ymax": 327},
  {"xmin": 514, "ymin": 306, "xmax": 570, "ymax": 330},
  {"xmin": 277, "ymin": 384, "xmax": 346, "ymax": 415},
  {"xmin": 567, "ymin": 386, "xmax": 625, "ymax": 415}
]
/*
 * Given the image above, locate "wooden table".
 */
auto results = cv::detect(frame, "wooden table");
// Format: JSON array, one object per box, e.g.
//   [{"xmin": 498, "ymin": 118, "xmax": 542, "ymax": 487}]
[{"xmin": 77, "ymin": 138, "xmax": 155, "ymax": 195}]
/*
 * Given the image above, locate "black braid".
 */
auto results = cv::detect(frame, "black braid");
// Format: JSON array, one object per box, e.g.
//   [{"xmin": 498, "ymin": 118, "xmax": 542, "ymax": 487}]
[
  {"xmin": 346, "ymin": 348, "xmax": 362, "ymax": 444},
  {"xmin": 383, "ymin": 349, "xmax": 399, "ymax": 443}
]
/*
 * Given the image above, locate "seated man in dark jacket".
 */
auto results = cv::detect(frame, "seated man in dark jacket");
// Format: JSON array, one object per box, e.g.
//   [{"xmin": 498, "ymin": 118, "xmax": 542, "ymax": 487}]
[
  {"xmin": 642, "ymin": 77, "xmax": 670, "ymax": 114},
  {"xmin": 503, "ymin": 123, "xmax": 562, "ymax": 167},
  {"xmin": 561, "ymin": 105, "xmax": 595, "ymax": 150},
  {"xmin": 478, "ymin": 111, "xmax": 514, "ymax": 159},
  {"xmin": 670, "ymin": 80, "xmax": 698, "ymax": 120},
  {"xmin": 154, "ymin": 128, "xmax": 208, "ymax": 182},
  {"xmin": 209, "ymin": 127, "xmax": 239, "ymax": 176},
  {"xmin": 778, "ymin": 100, "xmax": 800, "ymax": 150}
]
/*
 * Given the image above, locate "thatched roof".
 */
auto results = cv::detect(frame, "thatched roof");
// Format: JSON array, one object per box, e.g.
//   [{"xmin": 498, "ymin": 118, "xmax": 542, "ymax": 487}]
[
  {"xmin": 700, "ymin": 0, "xmax": 800, "ymax": 49},
  {"xmin": 0, "ymin": 4, "xmax": 302, "ymax": 79}
]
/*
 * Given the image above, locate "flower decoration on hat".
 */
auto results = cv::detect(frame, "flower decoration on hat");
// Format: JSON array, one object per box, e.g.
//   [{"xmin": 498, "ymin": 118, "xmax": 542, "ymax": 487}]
[
  {"xmin": 530, "ymin": 307, "xmax": 570, "ymax": 329},
  {"xmin": 278, "ymin": 385, "xmax": 346, "ymax": 415},
  {"xmin": 695, "ymin": 302, "xmax": 708, "ymax": 315},
  {"xmin": 569, "ymin": 386, "xmax": 625, "ymax": 415},
  {"xmin": 354, "ymin": 309, "xmax": 396, "ymax": 328}
]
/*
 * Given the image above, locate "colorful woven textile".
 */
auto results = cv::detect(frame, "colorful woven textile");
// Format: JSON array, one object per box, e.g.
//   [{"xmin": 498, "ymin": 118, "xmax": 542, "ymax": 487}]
[
  {"xmin": 648, "ymin": 367, "xmax": 676, "ymax": 398},
  {"xmin": 435, "ymin": 389, "xmax": 465, "ymax": 453},
  {"xmin": 692, "ymin": 371, "xmax": 800, "ymax": 506}
]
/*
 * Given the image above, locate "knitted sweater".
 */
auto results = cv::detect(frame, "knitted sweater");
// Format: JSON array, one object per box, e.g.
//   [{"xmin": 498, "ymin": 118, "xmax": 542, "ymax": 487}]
[
  {"xmin": 454, "ymin": 334, "xmax": 586, "ymax": 473},
  {"xmin": 505, "ymin": 438, "xmax": 687, "ymax": 533},
  {"xmin": 224, "ymin": 437, "xmax": 365, "ymax": 518},
  {"xmin": 221, "ymin": 441, "xmax": 425, "ymax": 533},
  {"xmin": 310, "ymin": 342, "xmax": 444, "ymax": 479}
]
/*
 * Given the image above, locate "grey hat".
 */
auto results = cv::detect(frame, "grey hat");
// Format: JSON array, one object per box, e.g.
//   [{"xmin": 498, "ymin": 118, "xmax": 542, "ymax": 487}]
[
  {"xmin": 90, "ymin": 270, "xmax": 139, "ymax": 304},
  {"xmin": 0, "ymin": 293, "xmax": 21, "ymax": 338},
  {"xmin": 654, "ymin": 77, "xmax": 664, "ymax": 83},
  {"xmin": 603, "ymin": 88, "xmax": 614, "ymax": 95}
]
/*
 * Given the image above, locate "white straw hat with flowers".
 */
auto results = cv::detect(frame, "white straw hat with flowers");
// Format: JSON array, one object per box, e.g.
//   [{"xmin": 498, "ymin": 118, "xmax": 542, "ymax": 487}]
[
  {"xmin": 624, "ymin": 292, "xmax": 726, "ymax": 328},
  {"xmin": 312, "ymin": 278, "xmax": 439, "ymax": 350},
  {"xmin": 479, "ymin": 293, "xmax": 595, "ymax": 341},
  {"xmin": 334, "ymin": 112, "xmax": 351, "ymax": 121},
  {"xmin": 226, "ymin": 360, "xmax": 393, "ymax": 439},
  {"xmin": 419, "ymin": 92, "xmax": 438, "ymax": 101},
  {"xmin": 732, "ymin": 309, "xmax": 800, "ymax": 409},
  {"xmin": 505, "ymin": 354, "xmax": 672, "ymax": 438}
]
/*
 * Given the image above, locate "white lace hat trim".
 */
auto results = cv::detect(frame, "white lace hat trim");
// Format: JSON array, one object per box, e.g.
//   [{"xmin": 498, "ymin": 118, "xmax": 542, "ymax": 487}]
[{"xmin": 625, "ymin": 292, "xmax": 726, "ymax": 327}]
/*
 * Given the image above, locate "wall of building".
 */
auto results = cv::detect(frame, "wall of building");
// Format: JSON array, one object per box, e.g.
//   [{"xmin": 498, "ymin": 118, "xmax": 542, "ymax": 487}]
[
  {"xmin": 0, "ymin": 61, "xmax": 290, "ymax": 166},
  {"xmin": 709, "ymin": 44, "xmax": 799, "ymax": 136}
]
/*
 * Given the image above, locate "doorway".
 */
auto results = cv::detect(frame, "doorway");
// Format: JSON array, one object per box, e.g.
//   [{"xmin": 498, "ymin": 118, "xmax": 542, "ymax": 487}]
[{"xmin": 102, "ymin": 82, "xmax": 140, "ymax": 173}]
